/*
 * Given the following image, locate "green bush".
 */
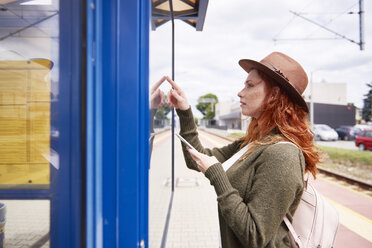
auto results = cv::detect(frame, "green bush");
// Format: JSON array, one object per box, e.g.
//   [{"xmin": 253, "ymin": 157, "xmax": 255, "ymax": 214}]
[
  {"xmin": 317, "ymin": 145, "xmax": 372, "ymax": 168},
  {"xmin": 229, "ymin": 132, "xmax": 245, "ymax": 139}
]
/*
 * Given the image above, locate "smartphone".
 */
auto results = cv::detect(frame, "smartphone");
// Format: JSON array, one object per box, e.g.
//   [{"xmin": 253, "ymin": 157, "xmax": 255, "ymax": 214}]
[{"xmin": 175, "ymin": 133, "xmax": 197, "ymax": 151}]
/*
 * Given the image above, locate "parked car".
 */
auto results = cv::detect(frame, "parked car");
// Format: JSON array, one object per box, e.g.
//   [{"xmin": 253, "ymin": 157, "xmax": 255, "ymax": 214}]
[
  {"xmin": 353, "ymin": 124, "xmax": 372, "ymax": 136},
  {"xmin": 335, "ymin": 126, "xmax": 358, "ymax": 140},
  {"xmin": 313, "ymin": 124, "xmax": 338, "ymax": 141},
  {"xmin": 355, "ymin": 129, "xmax": 372, "ymax": 151}
]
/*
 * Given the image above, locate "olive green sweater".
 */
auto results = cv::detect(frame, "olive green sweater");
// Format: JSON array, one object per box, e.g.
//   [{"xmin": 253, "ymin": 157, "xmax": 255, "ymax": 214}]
[{"xmin": 176, "ymin": 108, "xmax": 305, "ymax": 248}]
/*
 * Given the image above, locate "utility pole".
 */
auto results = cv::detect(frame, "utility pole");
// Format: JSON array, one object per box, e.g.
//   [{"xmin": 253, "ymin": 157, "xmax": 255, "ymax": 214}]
[{"xmin": 359, "ymin": 0, "xmax": 365, "ymax": 50}]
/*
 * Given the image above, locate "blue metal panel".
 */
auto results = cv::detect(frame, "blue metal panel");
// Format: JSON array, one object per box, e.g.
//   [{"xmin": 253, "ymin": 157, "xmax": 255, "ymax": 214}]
[
  {"xmin": 86, "ymin": 0, "xmax": 103, "ymax": 246},
  {"xmin": 117, "ymin": 0, "xmax": 150, "ymax": 246},
  {"xmin": 86, "ymin": 0, "xmax": 150, "ymax": 247},
  {"xmin": 55, "ymin": 0, "xmax": 84, "ymax": 247},
  {"xmin": 101, "ymin": 0, "xmax": 118, "ymax": 246},
  {"xmin": 139, "ymin": 0, "xmax": 150, "ymax": 245}
]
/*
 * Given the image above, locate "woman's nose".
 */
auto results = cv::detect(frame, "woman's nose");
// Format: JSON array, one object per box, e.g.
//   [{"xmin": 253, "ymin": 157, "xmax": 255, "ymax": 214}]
[{"xmin": 237, "ymin": 89, "xmax": 244, "ymax": 98}]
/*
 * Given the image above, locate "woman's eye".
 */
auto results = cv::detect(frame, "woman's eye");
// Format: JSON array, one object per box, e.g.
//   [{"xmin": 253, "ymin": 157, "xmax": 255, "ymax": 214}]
[{"xmin": 246, "ymin": 83, "xmax": 254, "ymax": 88}]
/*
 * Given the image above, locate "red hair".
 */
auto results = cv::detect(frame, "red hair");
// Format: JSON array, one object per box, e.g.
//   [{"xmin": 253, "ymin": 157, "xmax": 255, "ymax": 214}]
[{"xmin": 240, "ymin": 71, "xmax": 319, "ymax": 178}]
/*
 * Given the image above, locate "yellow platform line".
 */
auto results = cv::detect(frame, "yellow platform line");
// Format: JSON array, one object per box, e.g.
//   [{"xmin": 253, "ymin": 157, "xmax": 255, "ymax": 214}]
[{"xmin": 326, "ymin": 197, "xmax": 372, "ymax": 242}]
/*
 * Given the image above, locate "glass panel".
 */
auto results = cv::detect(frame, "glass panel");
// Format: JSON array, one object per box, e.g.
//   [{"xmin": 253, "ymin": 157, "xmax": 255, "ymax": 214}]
[
  {"xmin": 149, "ymin": 25, "xmax": 173, "ymax": 247},
  {"xmin": 0, "ymin": 0, "xmax": 59, "ymax": 247},
  {"xmin": 0, "ymin": 0, "xmax": 59, "ymax": 190},
  {"xmin": 1, "ymin": 200, "xmax": 50, "ymax": 247}
]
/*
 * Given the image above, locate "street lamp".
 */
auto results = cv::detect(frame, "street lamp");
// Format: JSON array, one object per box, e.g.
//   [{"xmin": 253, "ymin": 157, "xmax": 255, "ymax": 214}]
[
  {"xmin": 309, "ymin": 69, "xmax": 322, "ymax": 129},
  {"xmin": 310, "ymin": 71, "xmax": 314, "ymax": 129}
]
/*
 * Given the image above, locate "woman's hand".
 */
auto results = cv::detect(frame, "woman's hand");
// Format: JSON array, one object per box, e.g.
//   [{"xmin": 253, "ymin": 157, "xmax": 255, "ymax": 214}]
[
  {"xmin": 166, "ymin": 76, "xmax": 190, "ymax": 111},
  {"xmin": 187, "ymin": 147, "xmax": 219, "ymax": 174},
  {"xmin": 150, "ymin": 76, "xmax": 166, "ymax": 109}
]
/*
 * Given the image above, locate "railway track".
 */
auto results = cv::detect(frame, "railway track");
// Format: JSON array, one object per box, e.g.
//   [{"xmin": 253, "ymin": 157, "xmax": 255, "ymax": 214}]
[{"xmin": 317, "ymin": 167, "xmax": 372, "ymax": 191}]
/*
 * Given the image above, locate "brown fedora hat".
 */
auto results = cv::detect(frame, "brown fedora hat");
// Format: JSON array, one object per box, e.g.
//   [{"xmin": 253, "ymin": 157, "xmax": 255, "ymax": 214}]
[{"xmin": 239, "ymin": 52, "xmax": 309, "ymax": 112}]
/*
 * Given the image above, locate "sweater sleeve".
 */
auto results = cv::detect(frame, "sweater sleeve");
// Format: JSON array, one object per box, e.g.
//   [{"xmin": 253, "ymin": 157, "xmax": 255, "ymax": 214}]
[
  {"xmin": 205, "ymin": 143, "xmax": 304, "ymax": 247},
  {"xmin": 176, "ymin": 107, "xmax": 243, "ymax": 172}
]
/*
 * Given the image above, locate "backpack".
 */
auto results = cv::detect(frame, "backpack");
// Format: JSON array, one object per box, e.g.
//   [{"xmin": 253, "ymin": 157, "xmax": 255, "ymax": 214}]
[
  {"xmin": 283, "ymin": 175, "xmax": 340, "ymax": 248},
  {"xmin": 276, "ymin": 141, "xmax": 339, "ymax": 248}
]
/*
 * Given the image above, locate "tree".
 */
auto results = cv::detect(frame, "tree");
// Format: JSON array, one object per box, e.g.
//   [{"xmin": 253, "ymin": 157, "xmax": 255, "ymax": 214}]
[
  {"xmin": 155, "ymin": 100, "xmax": 171, "ymax": 120},
  {"xmin": 196, "ymin": 93, "xmax": 218, "ymax": 119},
  {"xmin": 362, "ymin": 82, "xmax": 372, "ymax": 122}
]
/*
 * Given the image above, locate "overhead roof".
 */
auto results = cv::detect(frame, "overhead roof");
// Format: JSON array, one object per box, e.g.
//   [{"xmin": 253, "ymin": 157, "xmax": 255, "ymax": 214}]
[{"xmin": 151, "ymin": 0, "xmax": 209, "ymax": 31}]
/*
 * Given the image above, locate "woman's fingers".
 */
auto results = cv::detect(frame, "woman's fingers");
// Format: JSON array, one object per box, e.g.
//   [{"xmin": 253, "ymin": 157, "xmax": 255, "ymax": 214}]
[
  {"xmin": 167, "ymin": 90, "xmax": 173, "ymax": 107},
  {"xmin": 159, "ymin": 91, "xmax": 165, "ymax": 106},
  {"xmin": 167, "ymin": 90, "xmax": 179, "ymax": 107},
  {"xmin": 170, "ymin": 89, "xmax": 184, "ymax": 101},
  {"xmin": 151, "ymin": 76, "xmax": 166, "ymax": 94},
  {"xmin": 150, "ymin": 89, "xmax": 160, "ymax": 108},
  {"xmin": 187, "ymin": 147, "xmax": 201, "ymax": 161},
  {"xmin": 166, "ymin": 87, "xmax": 189, "ymax": 110},
  {"xmin": 165, "ymin": 76, "xmax": 183, "ymax": 92}
]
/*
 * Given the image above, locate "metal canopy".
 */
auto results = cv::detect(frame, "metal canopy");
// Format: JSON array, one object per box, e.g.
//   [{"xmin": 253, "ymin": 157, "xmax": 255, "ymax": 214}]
[{"xmin": 151, "ymin": 0, "xmax": 208, "ymax": 31}]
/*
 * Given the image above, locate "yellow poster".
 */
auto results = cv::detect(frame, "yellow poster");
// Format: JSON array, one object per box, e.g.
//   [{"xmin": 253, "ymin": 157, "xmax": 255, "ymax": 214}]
[{"xmin": 0, "ymin": 60, "xmax": 52, "ymax": 189}]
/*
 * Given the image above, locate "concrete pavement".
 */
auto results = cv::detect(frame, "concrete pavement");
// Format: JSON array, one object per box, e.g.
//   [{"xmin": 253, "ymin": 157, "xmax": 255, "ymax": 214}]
[{"xmin": 149, "ymin": 130, "xmax": 220, "ymax": 248}]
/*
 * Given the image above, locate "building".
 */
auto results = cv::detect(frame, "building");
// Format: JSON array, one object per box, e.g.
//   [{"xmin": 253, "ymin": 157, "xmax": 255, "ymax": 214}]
[
  {"xmin": 215, "ymin": 101, "xmax": 250, "ymax": 131},
  {"xmin": 303, "ymin": 82, "xmax": 356, "ymax": 128},
  {"xmin": 303, "ymin": 82, "xmax": 347, "ymax": 105}
]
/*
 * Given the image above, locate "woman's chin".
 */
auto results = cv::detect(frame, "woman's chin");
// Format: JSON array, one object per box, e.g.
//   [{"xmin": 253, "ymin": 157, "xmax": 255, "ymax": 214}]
[{"xmin": 241, "ymin": 109, "xmax": 250, "ymax": 117}]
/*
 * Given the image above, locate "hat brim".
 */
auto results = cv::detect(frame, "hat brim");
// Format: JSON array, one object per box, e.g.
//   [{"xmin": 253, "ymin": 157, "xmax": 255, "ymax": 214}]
[{"xmin": 239, "ymin": 59, "xmax": 309, "ymax": 113}]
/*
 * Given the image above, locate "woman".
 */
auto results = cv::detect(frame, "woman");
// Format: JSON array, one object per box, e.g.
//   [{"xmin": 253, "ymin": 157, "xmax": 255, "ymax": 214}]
[{"xmin": 166, "ymin": 52, "xmax": 319, "ymax": 248}]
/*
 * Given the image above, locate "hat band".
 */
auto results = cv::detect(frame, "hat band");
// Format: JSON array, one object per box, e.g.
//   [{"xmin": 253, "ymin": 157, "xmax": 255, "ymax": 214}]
[{"xmin": 261, "ymin": 61, "xmax": 301, "ymax": 94}]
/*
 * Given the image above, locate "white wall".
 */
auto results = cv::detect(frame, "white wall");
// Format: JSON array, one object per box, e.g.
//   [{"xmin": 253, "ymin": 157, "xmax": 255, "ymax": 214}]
[{"xmin": 303, "ymin": 82, "xmax": 347, "ymax": 105}]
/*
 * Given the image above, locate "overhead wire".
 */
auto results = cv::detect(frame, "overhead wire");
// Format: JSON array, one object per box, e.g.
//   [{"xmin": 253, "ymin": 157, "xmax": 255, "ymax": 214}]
[
  {"xmin": 273, "ymin": 0, "xmax": 315, "ymax": 42},
  {"xmin": 303, "ymin": 1, "xmax": 359, "ymax": 40},
  {"xmin": 273, "ymin": 1, "xmax": 360, "ymax": 43}
]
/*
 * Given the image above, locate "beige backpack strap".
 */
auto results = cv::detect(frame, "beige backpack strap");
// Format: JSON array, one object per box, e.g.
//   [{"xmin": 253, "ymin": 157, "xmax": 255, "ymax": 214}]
[{"xmin": 283, "ymin": 217, "xmax": 303, "ymax": 248}]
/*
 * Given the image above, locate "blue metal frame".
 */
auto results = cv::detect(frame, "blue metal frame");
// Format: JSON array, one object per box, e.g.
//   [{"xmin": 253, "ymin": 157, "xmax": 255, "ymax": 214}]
[
  {"xmin": 54, "ymin": 0, "xmax": 84, "ymax": 246},
  {"xmin": 86, "ymin": 0, "xmax": 150, "ymax": 247}
]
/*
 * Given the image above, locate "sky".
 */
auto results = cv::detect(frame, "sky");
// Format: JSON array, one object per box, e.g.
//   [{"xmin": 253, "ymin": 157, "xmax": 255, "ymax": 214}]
[{"xmin": 150, "ymin": 0, "xmax": 372, "ymax": 118}]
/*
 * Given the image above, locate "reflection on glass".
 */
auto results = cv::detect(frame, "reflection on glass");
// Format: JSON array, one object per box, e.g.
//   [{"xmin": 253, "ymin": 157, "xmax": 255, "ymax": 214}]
[
  {"xmin": 0, "ymin": 0, "xmax": 58, "ymax": 247},
  {"xmin": 149, "ymin": 81, "xmax": 173, "ymax": 246},
  {"xmin": 0, "ymin": 0, "xmax": 59, "ymax": 190},
  {"xmin": 1, "ymin": 200, "xmax": 50, "ymax": 247}
]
